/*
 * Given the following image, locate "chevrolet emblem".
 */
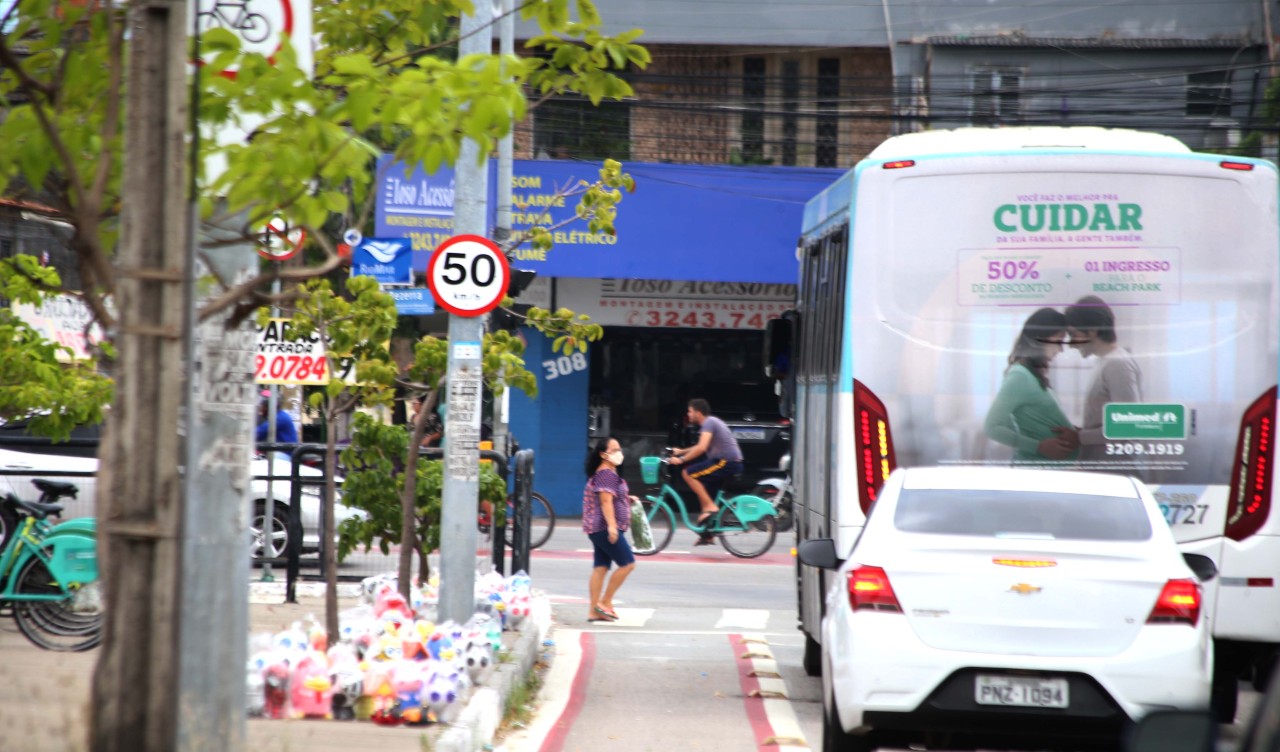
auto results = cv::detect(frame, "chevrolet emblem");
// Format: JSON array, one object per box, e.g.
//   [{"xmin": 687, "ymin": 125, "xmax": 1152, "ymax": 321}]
[{"xmin": 1009, "ymin": 583, "xmax": 1042, "ymax": 595}]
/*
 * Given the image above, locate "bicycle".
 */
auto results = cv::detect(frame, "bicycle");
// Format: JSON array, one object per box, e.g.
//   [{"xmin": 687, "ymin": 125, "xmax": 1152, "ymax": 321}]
[
  {"xmin": 0, "ymin": 479, "xmax": 102, "ymax": 651},
  {"xmin": 196, "ymin": 0, "xmax": 271, "ymax": 44},
  {"xmin": 478, "ymin": 491, "xmax": 556, "ymax": 550},
  {"xmin": 633, "ymin": 452, "xmax": 777, "ymax": 559}
]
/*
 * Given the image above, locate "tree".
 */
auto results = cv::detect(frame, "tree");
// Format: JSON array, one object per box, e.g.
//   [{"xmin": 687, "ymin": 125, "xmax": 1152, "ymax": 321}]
[
  {"xmin": 261, "ymin": 274, "xmax": 397, "ymax": 641},
  {"xmin": 1, "ymin": 0, "xmax": 646, "ymax": 747},
  {"xmin": 0, "ymin": 255, "xmax": 113, "ymax": 437}
]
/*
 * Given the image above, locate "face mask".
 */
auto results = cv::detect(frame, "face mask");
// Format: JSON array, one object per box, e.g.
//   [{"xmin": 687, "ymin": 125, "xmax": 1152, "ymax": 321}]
[{"xmin": 605, "ymin": 451, "xmax": 624, "ymax": 466}]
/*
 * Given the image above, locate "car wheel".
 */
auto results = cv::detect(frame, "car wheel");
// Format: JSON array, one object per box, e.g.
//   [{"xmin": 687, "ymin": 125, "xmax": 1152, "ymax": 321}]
[
  {"xmin": 251, "ymin": 501, "xmax": 290, "ymax": 560},
  {"xmin": 824, "ymin": 685, "xmax": 875, "ymax": 752},
  {"xmin": 803, "ymin": 632, "xmax": 822, "ymax": 677},
  {"xmin": 1211, "ymin": 660, "xmax": 1239, "ymax": 724}
]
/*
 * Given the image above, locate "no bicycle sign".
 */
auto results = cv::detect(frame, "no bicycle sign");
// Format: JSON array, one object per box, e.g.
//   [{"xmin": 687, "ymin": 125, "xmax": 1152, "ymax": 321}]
[{"xmin": 192, "ymin": 0, "xmax": 312, "ymax": 75}]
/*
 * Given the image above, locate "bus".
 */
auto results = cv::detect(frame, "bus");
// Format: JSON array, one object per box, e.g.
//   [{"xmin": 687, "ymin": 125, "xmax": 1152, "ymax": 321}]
[{"xmin": 766, "ymin": 126, "xmax": 1279, "ymax": 722}]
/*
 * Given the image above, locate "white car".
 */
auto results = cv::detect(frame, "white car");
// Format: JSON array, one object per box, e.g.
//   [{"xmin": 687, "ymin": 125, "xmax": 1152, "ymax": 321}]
[
  {"xmin": 0, "ymin": 446, "xmax": 365, "ymax": 559},
  {"xmin": 799, "ymin": 466, "xmax": 1214, "ymax": 752}
]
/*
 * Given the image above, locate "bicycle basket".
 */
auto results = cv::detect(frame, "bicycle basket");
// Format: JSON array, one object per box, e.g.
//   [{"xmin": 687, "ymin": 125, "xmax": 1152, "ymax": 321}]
[{"xmin": 639, "ymin": 456, "xmax": 662, "ymax": 485}]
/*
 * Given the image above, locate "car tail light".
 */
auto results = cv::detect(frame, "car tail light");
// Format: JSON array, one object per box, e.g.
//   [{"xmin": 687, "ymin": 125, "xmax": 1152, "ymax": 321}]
[
  {"xmin": 853, "ymin": 380, "xmax": 896, "ymax": 514},
  {"xmin": 1146, "ymin": 579, "xmax": 1201, "ymax": 626},
  {"xmin": 1226, "ymin": 386, "xmax": 1277, "ymax": 541},
  {"xmin": 848, "ymin": 565, "xmax": 902, "ymax": 612}
]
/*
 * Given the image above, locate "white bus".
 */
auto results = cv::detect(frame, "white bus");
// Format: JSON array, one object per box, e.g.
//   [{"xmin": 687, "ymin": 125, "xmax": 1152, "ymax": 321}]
[{"xmin": 767, "ymin": 126, "xmax": 1279, "ymax": 722}]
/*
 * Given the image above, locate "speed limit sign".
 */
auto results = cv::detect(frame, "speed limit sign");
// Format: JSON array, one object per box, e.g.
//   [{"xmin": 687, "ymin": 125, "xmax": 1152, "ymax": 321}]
[{"xmin": 427, "ymin": 235, "xmax": 511, "ymax": 317}]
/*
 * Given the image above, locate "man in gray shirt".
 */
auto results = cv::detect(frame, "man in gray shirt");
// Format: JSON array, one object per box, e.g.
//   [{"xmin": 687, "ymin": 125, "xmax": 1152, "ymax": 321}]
[
  {"xmin": 1063, "ymin": 296, "xmax": 1143, "ymax": 467},
  {"xmin": 670, "ymin": 398, "xmax": 744, "ymax": 543}
]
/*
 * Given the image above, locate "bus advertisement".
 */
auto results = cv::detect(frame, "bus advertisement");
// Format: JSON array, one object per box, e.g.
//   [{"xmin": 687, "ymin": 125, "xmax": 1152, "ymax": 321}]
[{"xmin": 778, "ymin": 127, "xmax": 1280, "ymax": 722}]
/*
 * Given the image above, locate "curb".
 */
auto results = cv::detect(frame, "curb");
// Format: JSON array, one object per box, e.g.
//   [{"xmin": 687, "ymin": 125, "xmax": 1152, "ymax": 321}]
[{"xmin": 439, "ymin": 592, "xmax": 551, "ymax": 752}]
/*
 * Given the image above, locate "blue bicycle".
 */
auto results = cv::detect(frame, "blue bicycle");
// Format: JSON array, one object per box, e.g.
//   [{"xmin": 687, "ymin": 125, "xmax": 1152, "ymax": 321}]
[{"xmin": 633, "ymin": 452, "xmax": 778, "ymax": 559}]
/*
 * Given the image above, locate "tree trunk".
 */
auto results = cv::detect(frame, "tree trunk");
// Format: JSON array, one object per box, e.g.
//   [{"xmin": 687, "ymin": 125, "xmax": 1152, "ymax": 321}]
[{"xmin": 399, "ymin": 392, "xmax": 433, "ymax": 601}]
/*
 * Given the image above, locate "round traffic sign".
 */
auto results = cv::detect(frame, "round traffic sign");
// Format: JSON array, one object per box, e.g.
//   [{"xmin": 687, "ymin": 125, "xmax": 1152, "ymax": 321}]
[
  {"xmin": 427, "ymin": 235, "xmax": 510, "ymax": 317},
  {"xmin": 258, "ymin": 217, "xmax": 306, "ymax": 261}
]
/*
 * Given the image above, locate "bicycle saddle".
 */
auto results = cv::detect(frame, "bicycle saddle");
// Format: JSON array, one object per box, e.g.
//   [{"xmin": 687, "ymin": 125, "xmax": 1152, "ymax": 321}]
[
  {"xmin": 12, "ymin": 497, "xmax": 63, "ymax": 519},
  {"xmin": 32, "ymin": 479, "xmax": 79, "ymax": 499}
]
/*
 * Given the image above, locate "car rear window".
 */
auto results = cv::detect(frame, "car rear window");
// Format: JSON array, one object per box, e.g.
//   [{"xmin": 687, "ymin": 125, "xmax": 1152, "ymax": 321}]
[{"xmin": 892, "ymin": 488, "xmax": 1153, "ymax": 541}]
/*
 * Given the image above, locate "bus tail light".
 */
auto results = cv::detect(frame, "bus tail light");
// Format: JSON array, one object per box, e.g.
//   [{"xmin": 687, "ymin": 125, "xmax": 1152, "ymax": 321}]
[
  {"xmin": 848, "ymin": 565, "xmax": 902, "ymax": 612},
  {"xmin": 1146, "ymin": 579, "xmax": 1201, "ymax": 626},
  {"xmin": 1226, "ymin": 386, "xmax": 1277, "ymax": 541},
  {"xmin": 853, "ymin": 380, "xmax": 896, "ymax": 514}
]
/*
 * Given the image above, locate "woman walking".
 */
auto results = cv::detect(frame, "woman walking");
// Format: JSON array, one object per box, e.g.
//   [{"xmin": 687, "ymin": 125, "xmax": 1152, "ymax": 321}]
[{"xmin": 582, "ymin": 437, "xmax": 637, "ymax": 622}]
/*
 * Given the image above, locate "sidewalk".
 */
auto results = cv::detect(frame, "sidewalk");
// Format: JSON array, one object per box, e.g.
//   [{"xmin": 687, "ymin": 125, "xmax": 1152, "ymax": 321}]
[{"xmin": 0, "ymin": 583, "xmax": 551, "ymax": 752}]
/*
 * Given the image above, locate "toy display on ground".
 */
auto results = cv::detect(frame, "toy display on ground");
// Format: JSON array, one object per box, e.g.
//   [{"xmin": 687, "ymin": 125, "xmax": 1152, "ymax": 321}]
[{"xmin": 246, "ymin": 569, "xmax": 533, "ymax": 725}]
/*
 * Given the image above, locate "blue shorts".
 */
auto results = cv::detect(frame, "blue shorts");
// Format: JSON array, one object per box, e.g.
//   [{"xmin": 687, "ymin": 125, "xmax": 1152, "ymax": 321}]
[
  {"xmin": 588, "ymin": 530, "xmax": 636, "ymax": 569},
  {"xmin": 684, "ymin": 457, "xmax": 744, "ymax": 499}
]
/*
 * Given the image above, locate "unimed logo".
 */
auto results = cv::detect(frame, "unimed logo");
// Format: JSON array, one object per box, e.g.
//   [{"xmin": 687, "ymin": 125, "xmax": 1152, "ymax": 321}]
[{"xmin": 1103, "ymin": 403, "xmax": 1187, "ymax": 440}]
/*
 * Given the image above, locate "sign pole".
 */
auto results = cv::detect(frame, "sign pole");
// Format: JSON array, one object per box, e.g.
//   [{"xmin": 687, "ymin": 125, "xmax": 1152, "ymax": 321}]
[{"xmin": 438, "ymin": 5, "xmax": 493, "ymax": 625}]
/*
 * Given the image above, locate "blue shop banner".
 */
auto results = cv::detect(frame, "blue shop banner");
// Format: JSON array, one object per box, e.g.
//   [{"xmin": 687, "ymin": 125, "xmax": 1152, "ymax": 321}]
[
  {"xmin": 376, "ymin": 156, "xmax": 842, "ymax": 284},
  {"xmin": 374, "ymin": 155, "xmax": 456, "ymax": 272},
  {"xmin": 351, "ymin": 238, "xmax": 413, "ymax": 285}
]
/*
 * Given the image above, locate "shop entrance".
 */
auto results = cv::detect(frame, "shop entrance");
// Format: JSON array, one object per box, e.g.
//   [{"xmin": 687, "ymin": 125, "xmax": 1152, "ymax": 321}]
[{"xmin": 586, "ymin": 326, "xmax": 787, "ymax": 510}]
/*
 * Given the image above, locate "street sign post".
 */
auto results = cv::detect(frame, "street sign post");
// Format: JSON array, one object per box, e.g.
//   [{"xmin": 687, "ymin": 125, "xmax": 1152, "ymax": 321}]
[{"xmin": 427, "ymin": 234, "xmax": 510, "ymax": 317}]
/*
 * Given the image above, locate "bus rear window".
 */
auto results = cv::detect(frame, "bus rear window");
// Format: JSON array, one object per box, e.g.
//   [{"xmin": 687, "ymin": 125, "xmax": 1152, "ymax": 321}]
[{"xmin": 893, "ymin": 488, "xmax": 1153, "ymax": 541}]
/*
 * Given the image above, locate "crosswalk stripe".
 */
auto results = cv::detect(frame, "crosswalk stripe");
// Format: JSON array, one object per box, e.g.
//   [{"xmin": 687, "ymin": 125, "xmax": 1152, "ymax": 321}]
[{"xmin": 716, "ymin": 608, "xmax": 770, "ymax": 630}]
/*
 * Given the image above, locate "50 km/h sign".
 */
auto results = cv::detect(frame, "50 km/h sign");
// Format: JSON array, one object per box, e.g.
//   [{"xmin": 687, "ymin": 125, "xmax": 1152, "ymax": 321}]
[{"xmin": 427, "ymin": 235, "xmax": 510, "ymax": 317}]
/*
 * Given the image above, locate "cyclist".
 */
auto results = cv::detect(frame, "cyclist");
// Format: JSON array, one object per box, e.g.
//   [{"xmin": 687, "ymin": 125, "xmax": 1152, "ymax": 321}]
[{"xmin": 669, "ymin": 398, "xmax": 743, "ymax": 545}]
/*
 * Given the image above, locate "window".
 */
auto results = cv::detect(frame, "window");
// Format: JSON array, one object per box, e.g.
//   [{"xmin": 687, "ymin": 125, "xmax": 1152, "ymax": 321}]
[
  {"xmin": 781, "ymin": 60, "xmax": 800, "ymax": 166},
  {"xmin": 816, "ymin": 58, "xmax": 840, "ymax": 168},
  {"xmin": 742, "ymin": 57, "xmax": 767, "ymax": 163},
  {"xmin": 0, "ymin": 238, "xmax": 12, "ymax": 258},
  {"xmin": 533, "ymin": 91, "xmax": 632, "ymax": 160},
  {"xmin": 1187, "ymin": 70, "xmax": 1232, "ymax": 117},
  {"xmin": 970, "ymin": 68, "xmax": 1021, "ymax": 125}
]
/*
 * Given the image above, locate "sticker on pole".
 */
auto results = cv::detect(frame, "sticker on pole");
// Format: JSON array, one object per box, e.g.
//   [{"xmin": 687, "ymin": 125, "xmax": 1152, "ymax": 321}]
[
  {"xmin": 427, "ymin": 235, "xmax": 510, "ymax": 317},
  {"xmin": 258, "ymin": 216, "xmax": 306, "ymax": 261}
]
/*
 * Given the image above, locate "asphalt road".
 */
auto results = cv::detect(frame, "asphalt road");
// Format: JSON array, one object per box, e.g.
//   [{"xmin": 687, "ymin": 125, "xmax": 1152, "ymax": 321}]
[{"xmin": 496, "ymin": 520, "xmax": 1258, "ymax": 752}]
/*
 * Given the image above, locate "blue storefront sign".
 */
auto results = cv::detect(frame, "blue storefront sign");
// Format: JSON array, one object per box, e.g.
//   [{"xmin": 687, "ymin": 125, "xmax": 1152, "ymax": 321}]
[
  {"xmin": 351, "ymin": 238, "xmax": 413, "ymax": 286},
  {"xmin": 387, "ymin": 288, "xmax": 436, "ymax": 316},
  {"xmin": 375, "ymin": 157, "xmax": 842, "ymax": 284},
  {"xmin": 374, "ymin": 155, "xmax": 457, "ymax": 272}
]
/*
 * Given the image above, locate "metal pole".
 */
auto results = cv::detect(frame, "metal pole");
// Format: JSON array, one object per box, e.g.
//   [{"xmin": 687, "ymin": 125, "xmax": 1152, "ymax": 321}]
[
  {"xmin": 491, "ymin": 0, "xmax": 515, "ymax": 458},
  {"xmin": 261, "ymin": 275, "xmax": 280, "ymax": 582},
  {"xmin": 438, "ymin": 4, "xmax": 492, "ymax": 624}
]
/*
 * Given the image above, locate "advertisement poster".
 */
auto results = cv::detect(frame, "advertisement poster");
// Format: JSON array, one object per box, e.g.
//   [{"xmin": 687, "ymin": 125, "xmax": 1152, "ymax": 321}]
[{"xmin": 851, "ymin": 164, "xmax": 1279, "ymax": 506}]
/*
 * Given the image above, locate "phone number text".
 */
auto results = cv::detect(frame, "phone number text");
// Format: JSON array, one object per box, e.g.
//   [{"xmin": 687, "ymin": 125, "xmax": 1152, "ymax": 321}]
[
  {"xmin": 625, "ymin": 309, "xmax": 775, "ymax": 330},
  {"xmin": 1104, "ymin": 442, "xmax": 1185, "ymax": 456}
]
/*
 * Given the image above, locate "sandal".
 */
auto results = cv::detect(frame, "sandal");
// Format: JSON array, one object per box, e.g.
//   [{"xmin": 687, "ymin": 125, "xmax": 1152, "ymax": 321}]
[{"xmin": 594, "ymin": 605, "xmax": 619, "ymax": 621}]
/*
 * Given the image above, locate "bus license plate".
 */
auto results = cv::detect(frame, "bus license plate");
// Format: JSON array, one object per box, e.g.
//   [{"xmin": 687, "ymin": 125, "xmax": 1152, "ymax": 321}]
[
  {"xmin": 975, "ymin": 675, "xmax": 1068, "ymax": 709},
  {"xmin": 732, "ymin": 428, "xmax": 766, "ymax": 441}
]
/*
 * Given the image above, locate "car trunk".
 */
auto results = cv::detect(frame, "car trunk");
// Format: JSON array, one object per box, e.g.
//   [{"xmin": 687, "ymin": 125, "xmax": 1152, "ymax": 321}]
[{"xmin": 883, "ymin": 542, "xmax": 1173, "ymax": 657}]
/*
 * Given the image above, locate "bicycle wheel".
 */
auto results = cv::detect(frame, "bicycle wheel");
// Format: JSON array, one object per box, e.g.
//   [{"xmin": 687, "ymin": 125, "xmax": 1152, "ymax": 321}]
[
  {"xmin": 239, "ymin": 12, "xmax": 271, "ymax": 43},
  {"xmin": 504, "ymin": 491, "xmax": 555, "ymax": 550},
  {"xmin": 13, "ymin": 556, "xmax": 103, "ymax": 651},
  {"xmin": 718, "ymin": 509, "xmax": 777, "ymax": 559},
  {"xmin": 633, "ymin": 499, "xmax": 674, "ymax": 556}
]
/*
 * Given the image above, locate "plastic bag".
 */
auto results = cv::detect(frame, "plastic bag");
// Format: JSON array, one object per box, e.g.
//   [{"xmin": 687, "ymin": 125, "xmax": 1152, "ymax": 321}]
[{"xmin": 629, "ymin": 498, "xmax": 653, "ymax": 551}]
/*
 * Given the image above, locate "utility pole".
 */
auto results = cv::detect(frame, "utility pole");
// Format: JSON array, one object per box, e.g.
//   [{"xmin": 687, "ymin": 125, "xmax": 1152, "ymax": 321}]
[
  {"xmin": 92, "ymin": 0, "xmax": 191, "ymax": 749},
  {"xmin": 438, "ymin": 4, "xmax": 493, "ymax": 624},
  {"xmin": 491, "ymin": 0, "xmax": 515, "ymax": 456}
]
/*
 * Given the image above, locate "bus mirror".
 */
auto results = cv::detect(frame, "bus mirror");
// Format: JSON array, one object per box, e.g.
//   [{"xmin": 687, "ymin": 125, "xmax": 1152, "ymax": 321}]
[{"xmin": 764, "ymin": 312, "xmax": 794, "ymax": 380}]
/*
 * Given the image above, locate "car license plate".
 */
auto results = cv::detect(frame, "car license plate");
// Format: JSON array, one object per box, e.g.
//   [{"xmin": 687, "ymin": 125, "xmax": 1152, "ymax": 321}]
[
  {"xmin": 974, "ymin": 675, "xmax": 1069, "ymax": 709},
  {"xmin": 732, "ymin": 428, "xmax": 766, "ymax": 441}
]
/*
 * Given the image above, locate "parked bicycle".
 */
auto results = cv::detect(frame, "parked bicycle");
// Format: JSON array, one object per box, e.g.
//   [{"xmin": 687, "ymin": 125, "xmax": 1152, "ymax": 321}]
[
  {"xmin": 633, "ymin": 451, "xmax": 777, "ymax": 559},
  {"xmin": 0, "ymin": 479, "xmax": 102, "ymax": 651},
  {"xmin": 750, "ymin": 452, "xmax": 794, "ymax": 533},
  {"xmin": 478, "ymin": 491, "xmax": 556, "ymax": 550}
]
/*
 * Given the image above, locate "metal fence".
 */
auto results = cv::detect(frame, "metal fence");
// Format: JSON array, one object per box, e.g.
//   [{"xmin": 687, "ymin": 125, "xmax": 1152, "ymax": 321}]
[{"xmin": 0, "ymin": 437, "xmax": 537, "ymax": 603}]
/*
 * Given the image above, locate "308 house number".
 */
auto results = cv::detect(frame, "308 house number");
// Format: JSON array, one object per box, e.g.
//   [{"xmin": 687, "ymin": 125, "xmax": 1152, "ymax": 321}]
[{"xmin": 542, "ymin": 352, "xmax": 587, "ymax": 381}]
